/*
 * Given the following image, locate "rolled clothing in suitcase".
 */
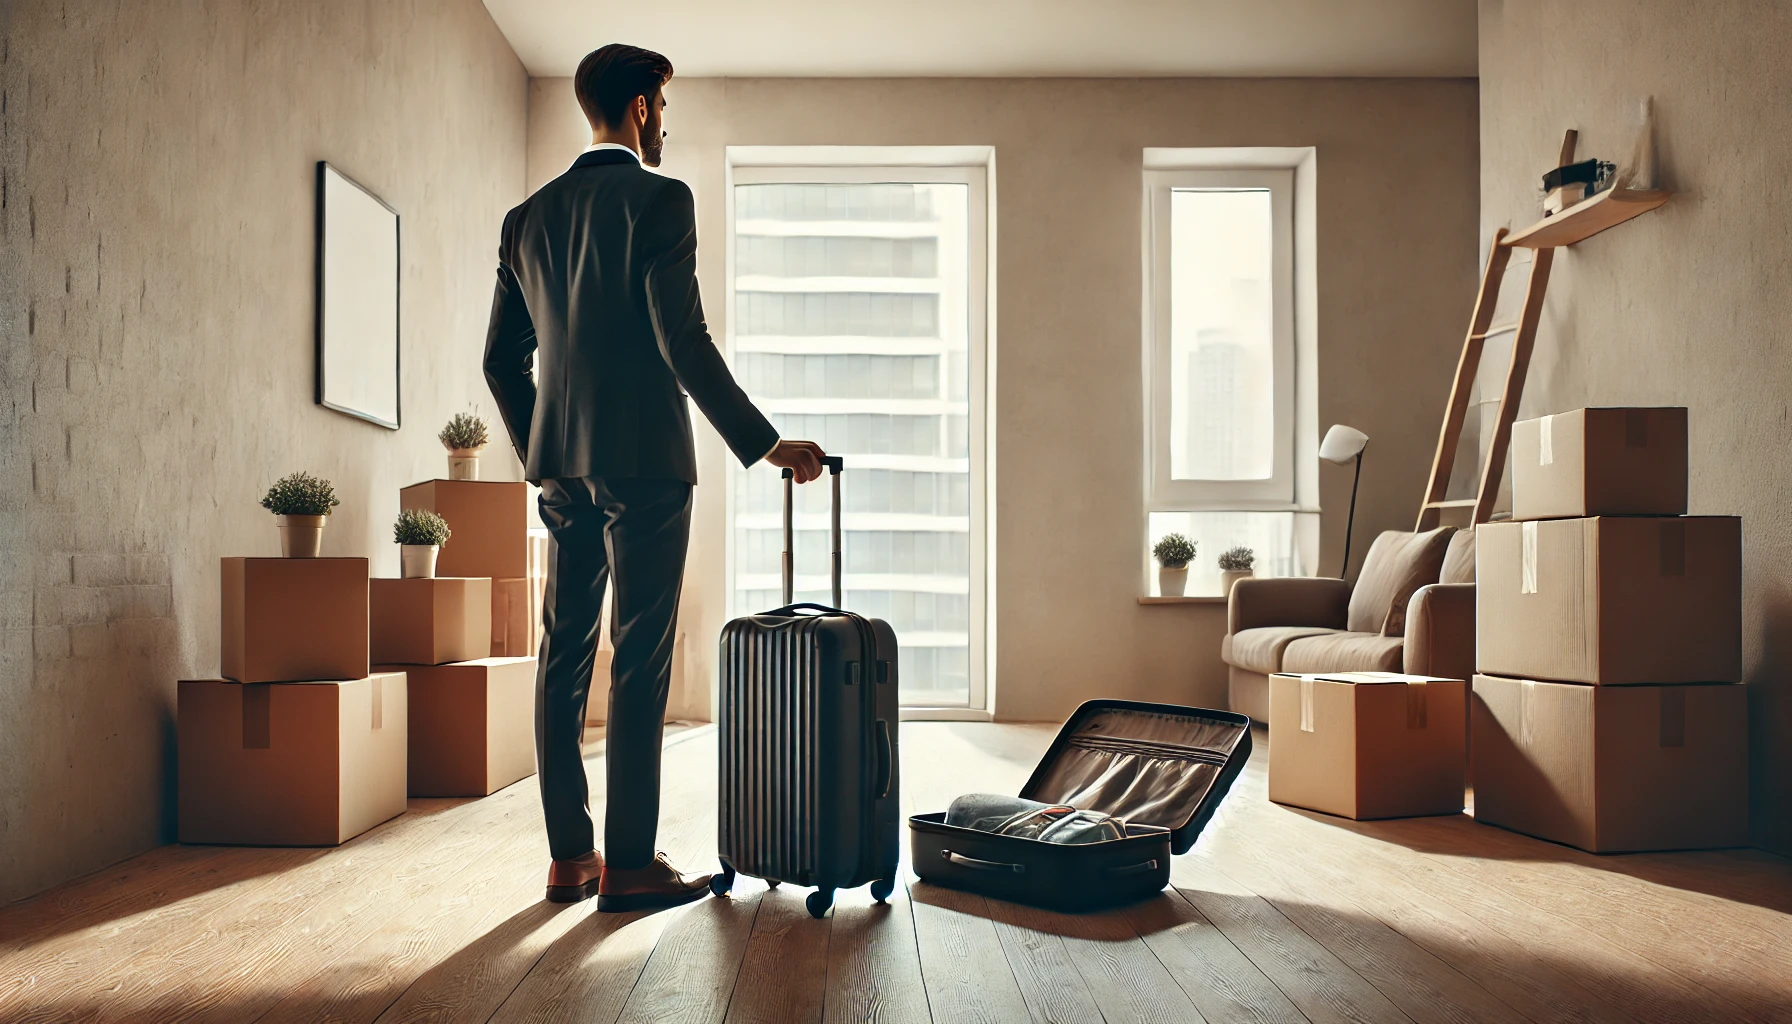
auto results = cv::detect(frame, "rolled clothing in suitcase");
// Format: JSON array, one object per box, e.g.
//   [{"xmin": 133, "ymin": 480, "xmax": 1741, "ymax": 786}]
[
  {"xmin": 911, "ymin": 700, "xmax": 1251, "ymax": 912},
  {"xmin": 714, "ymin": 457, "xmax": 901, "ymax": 919}
]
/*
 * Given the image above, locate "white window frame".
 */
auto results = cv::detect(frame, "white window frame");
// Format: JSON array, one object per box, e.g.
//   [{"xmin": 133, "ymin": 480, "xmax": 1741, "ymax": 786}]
[
  {"xmin": 724, "ymin": 147, "xmax": 993, "ymax": 719},
  {"xmin": 1143, "ymin": 168, "xmax": 1297, "ymax": 512}
]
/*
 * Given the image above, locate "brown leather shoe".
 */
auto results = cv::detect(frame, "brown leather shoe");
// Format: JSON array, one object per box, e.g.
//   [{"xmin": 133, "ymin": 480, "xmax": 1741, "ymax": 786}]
[
  {"xmin": 597, "ymin": 852, "xmax": 714, "ymax": 913},
  {"xmin": 545, "ymin": 850, "xmax": 604, "ymax": 903}
]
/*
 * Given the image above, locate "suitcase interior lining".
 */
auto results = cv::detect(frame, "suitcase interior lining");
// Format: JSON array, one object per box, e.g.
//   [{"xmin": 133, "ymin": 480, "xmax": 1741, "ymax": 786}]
[{"xmin": 1022, "ymin": 708, "xmax": 1248, "ymax": 832}]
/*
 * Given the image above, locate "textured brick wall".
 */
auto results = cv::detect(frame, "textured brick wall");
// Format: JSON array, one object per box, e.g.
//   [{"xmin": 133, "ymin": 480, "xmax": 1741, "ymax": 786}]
[{"xmin": 0, "ymin": 1, "xmax": 527, "ymax": 903}]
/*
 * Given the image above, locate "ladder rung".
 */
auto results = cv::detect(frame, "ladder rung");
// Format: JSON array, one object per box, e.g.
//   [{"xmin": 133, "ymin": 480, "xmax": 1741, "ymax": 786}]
[
  {"xmin": 1424, "ymin": 499, "xmax": 1479, "ymax": 509},
  {"xmin": 1470, "ymin": 322, "xmax": 1520, "ymax": 340}
]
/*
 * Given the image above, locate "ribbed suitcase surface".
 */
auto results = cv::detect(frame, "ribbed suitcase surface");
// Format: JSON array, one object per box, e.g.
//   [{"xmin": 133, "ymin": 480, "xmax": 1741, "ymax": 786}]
[{"xmin": 714, "ymin": 459, "xmax": 900, "ymax": 918}]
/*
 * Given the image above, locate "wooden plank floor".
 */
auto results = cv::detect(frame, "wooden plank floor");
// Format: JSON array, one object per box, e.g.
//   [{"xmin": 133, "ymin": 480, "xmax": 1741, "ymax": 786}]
[{"xmin": 4, "ymin": 721, "xmax": 1789, "ymax": 1024}]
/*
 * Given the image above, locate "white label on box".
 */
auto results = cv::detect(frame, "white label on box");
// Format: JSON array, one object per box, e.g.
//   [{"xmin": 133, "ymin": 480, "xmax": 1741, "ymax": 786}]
[
  {"xmin": 1300, "ymin": 677, "xmax": 1316, "ymax": 733},
  {"xmin": 1521, "ymin": 520, "xmax": 1539, "ymax": 594},
  {"xmin": 1539, "ymin": 414, "xmax": 1555, "ymax": 465}
]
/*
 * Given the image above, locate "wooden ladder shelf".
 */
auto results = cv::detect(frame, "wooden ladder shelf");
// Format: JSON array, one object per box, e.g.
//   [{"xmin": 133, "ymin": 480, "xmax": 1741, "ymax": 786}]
[{"xmin": 1416, "ymin": 131, "xmax": 1672, "ymax": 531}]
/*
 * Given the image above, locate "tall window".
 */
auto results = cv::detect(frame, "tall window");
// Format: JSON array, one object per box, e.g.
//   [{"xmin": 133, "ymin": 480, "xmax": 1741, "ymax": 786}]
[
  {"xmin": 728, "ymin": 157, "xmax": 988, "ymax": 711},
  {"xmin": 1145, "ymin": 168, "xmax": 1305, "ymax": 595}
]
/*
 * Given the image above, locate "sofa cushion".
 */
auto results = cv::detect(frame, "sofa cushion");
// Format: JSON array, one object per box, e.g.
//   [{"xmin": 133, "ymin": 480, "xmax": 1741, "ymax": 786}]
[
  {"xmin": 1281, "ymin": 631, "xmax": 1406, "ymax": 674},
  {"xmin": 1346, "ymin": 527, "xmax": 1456, "ymax": 636},
  {"xmin": 1440, "ymin": 527, "xmax": 1476, "ymax": 585},
  {"xmin": 1224, "ymin": 626, "xmax": 1343, "ymax": 675}
]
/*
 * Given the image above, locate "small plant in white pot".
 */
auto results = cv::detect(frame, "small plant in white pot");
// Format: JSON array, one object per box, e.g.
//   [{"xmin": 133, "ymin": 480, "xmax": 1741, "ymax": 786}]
[
  {"xmin": 439, "ymin": 412, "xmax": 490, "ymax": 481},
  {"xmin": 261, "ymin": 472, "xmax": 340, "ymax": 558},
  {"xmin": 1218, "ymin": 546, "xmax": 1256, "ymax": 595},
  {"xmin": 394, "ymin": 509, "xmax": 452, "ymax": 579},
  {"xmin": 1153, "ymin": 533, "xmax": 1197, "ymax": 597}
]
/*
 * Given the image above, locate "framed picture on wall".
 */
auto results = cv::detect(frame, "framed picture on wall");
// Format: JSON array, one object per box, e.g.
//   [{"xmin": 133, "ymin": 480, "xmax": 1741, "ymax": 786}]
[{"xmin": 315, "ymin": 161, "xmax": 400, "ymax": 429}]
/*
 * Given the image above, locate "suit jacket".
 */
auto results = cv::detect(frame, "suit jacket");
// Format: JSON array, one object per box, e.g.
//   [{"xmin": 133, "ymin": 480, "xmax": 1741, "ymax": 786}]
[{"xmin": 483, "ymin": 149, "xmax": 779, "ymax": 484}]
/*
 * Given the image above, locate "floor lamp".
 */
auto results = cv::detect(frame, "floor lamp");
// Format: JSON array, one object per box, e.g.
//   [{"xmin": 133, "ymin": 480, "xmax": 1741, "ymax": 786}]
[{"xmin": 1320, "ymin": 425, "xmax": 1369, "ymax": 579}]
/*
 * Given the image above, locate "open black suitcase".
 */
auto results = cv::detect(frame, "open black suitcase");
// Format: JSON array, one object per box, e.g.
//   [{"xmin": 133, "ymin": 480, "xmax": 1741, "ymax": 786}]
[
  {"xmin": 910, "ymin": 700, "xmax": 1251, "ymax": 912},
  {"xmin": 714, "ymin": 457, "xmax": 901, "ymax": 918}
]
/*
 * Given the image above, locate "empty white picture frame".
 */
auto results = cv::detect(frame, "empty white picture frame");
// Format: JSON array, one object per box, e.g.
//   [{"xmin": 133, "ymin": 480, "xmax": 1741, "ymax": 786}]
[{"xmin": 316, "ymin": 162, "xmax": 400, "ymax": 428}]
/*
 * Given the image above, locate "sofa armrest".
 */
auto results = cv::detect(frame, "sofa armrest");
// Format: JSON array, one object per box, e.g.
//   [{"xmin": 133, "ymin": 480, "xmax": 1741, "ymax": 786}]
[
  {"xmin": 1228, "ymin": 577, "xmax": 1351, "ymax": 634},
  {"xmin": 1403, "ymin": 583, "xmax": 1476, "ymax": 681}
]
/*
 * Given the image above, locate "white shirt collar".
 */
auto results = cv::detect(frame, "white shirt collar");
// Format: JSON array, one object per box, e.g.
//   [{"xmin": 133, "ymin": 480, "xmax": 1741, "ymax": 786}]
[{"xmin": 582, "ymin": 142, "xmax": 641, "ymax": 161}]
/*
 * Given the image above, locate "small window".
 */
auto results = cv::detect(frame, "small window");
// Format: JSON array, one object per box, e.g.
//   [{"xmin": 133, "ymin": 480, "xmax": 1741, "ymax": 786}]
[{"xmin": 1145, "ymin": 167, "xmax": 1306, "ymax": 595}]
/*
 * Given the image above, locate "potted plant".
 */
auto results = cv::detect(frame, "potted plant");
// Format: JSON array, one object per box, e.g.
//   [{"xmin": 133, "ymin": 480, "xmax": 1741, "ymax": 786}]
[
  {"xmin": 393, "ymin": 509, "xmax": 452, "ymax": 579},
  {"xmin": 439, "ymin": 411, "xmax": 490, "ymax": 481},
  {"xmin": 261, "ymin": 472, "xmax": 341, "ymax": 558},
  {"xmin": 1152, "ymin": 533, "xmax": 1197, "ymax": 597},
  {"xmin": 1218, "ymin": 546, "xmax": 1256, "ymax": 595}
]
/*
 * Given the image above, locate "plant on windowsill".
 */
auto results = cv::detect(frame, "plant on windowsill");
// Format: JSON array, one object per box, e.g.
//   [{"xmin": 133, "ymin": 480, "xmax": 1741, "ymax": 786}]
[
  {"xmin": 1153, "ymin": 533, "xmax": 1197, "ymax": 598},
  {"xmin": 439, "ymin": 411, "xmax": 490, "ymax": 480},
  {"xmin": 1218, "ymin": 546, "xmax": 1256, "ymax": 596},
  {"xmin": 394, "ymin": 509, "xmax": 452, "ymax": 579},
  {"xmin": 262, "ymin": 472, "xmax": 341, "ymax": 558}
]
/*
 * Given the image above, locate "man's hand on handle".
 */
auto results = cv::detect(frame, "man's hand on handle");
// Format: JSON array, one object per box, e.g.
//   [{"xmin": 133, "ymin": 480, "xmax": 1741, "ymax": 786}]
[{"xmin": 765, "ymin": 439, "xmax": 826, "ymax": 484}]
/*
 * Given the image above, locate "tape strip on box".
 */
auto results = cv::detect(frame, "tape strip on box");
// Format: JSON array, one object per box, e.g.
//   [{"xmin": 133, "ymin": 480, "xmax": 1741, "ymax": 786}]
[
  {"xmin": 1539, "ymin": 414, "xmax": 1555, "ymax": 465},
  {"xmin": 1300, "ymin": 677, "xmax": 1316, "ymax": 733},
  {"xmin": 1521, "ymin": 520, "xmax": 1539, "ymax": 594},
  {"xmin": 242, "ymin": 683, "xmax": 271, "ymax": 749},
  {"xmin": 1659, "ymin": 687, "xmax": 1686, "ymax": 747},
  {"xmin": 1519, "ymin": 679, "xmax": 1536, "ymax": 749},
  {"xmin": 1406, "ymin": 680, "xmax": 1428, "ymax": 729},
  {"xmin": 1658, "ymin": 520, "xmax": 1687, "ymax": 577}
]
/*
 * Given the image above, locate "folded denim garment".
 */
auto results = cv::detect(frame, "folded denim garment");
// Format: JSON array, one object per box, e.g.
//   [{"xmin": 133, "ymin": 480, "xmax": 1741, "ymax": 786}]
[{"xmin": 945, "ymin": 793, "xmax": 1126, "ymax": 845}]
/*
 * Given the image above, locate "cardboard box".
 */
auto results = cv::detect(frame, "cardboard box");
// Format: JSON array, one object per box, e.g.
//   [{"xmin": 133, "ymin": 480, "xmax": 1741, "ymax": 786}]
[
  {"xmin": 1511, "ymin": 408, "xmax": 1688, "ymax": 520},
  {"xmin": 1476, "ymin": 517, "xmax": 1741, "ymax": 685},
  {"xmin": 382, "ymin": 657, "xmax": 536, "ymax": 796},
  {"xmin": 370, "ymin": 576, "xmax": 492, "ymax": 666},
  {"xmin": 491, "ymin": 576, "xmax": 542, "ymax": 658},
  {"xmin": 1268, "ymin": 672, "xmax": 1466, "ymax": 820},
  {"xmin": 221, "ymin": 557, "xmax": 369, "ymax": 683},
  {"xmin": 1471, "ymin": 674, "xmax": 1748, "ymax": 852},
  {"xmin": 399, "ymin": 480, "xmax": 528, "ymax": 579},
  {"xmin": 178, "ymin": 673, "xmax": 407, "ymax": 845}
]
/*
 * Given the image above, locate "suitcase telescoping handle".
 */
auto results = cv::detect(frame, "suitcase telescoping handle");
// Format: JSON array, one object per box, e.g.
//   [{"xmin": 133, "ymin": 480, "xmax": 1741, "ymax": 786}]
[{"xmin": 781, "ymin": 456, "xmax": 846, "ymax": 607}]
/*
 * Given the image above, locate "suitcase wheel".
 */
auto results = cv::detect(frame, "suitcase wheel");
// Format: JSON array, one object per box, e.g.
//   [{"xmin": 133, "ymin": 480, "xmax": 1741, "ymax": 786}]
[
  {"xmin": 870, "ymin": 875, "xmax": 895, "ymax": 904},
  {"xmin": 806, "ymin": 888, "xmax": 834, "ymax": 919},
  {"xmin": 710, "ymin": 864, "xmax": 736, "ymax": 898}
]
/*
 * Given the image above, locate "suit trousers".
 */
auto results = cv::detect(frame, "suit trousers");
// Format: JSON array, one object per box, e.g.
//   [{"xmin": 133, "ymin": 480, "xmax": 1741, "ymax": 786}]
[{"xmin": 535, "ymin": 476, "xmax": 693, "ymax": 867}]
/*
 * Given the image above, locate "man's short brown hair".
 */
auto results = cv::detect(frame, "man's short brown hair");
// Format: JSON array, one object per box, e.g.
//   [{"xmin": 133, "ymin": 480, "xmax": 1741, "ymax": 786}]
[{"xmin": 574, "ymin": 44, "xmax": 674, "ymax": 129}]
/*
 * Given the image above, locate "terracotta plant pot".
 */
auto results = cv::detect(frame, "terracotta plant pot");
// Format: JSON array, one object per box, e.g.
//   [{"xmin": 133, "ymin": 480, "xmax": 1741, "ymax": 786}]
[
  {"xmin": 1220, "ymin": 568, "xmax": 1255, "ymax": 595},
  {"xmin": 1158, "ymin": 566, "xmax": 1189, "ymax": 597},
  {"xmin": 276, "ymin": 514, "xmax": 327, "ymax": 558},
  {"xmin": 401, "ymin": 544, "xmax": 440, "ymax": 579},
  {"xmin": 447, "ymin": 447, "xmax": 484, "ymax": 481}
]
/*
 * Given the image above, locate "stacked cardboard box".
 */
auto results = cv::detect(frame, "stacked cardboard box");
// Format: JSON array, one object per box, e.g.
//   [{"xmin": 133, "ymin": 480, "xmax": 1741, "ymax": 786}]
[
  {"xmin": 1473, "ymin": 407, "xmax": 1749, "ymax": 852},
  {"xmin": 181, "ymin": 557, "xmax": 409, "ymax": 846},
  {"xmin": 387, "ymin": 478, "xmax": 539, "ymax": 797},
  {"xmin": 1267, "ymin": 672, "xmax": 1467, "ymax": 820},
  {"xmin": 400, "ymin": 479, "xmax": 543, "ymax": 657}
]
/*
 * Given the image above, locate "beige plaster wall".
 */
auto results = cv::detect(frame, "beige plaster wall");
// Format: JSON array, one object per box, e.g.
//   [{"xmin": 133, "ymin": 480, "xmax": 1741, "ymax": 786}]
[
  {"xmin": 0, "ymin": 1, "xmax": 527, "ymax": 903},
  {"xmin": 528, "ymin": 76, "xmax": 1479, "ymax": 724},
  {"xmin": 1478, "ymin": 0, "xmax": 1792, "ymax": 853}
]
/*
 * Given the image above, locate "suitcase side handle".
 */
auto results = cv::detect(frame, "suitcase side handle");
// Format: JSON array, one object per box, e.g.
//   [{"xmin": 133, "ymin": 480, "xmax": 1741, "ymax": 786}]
[
  {"xmin": 942, "ymin": 850, "xmax": 1027, "ymax": 874},
  {"xmin": 875, "ymin": 719, "xmax": 893, "ymax": 799},
  {"xmin": 1104, "ymin": 859, "xmax": 1161, "ymax": 878}
]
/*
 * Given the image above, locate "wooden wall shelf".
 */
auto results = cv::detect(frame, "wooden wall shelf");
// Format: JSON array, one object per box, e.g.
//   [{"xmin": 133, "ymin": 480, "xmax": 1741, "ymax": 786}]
[{"xmin": 1502, "ymin": 187, "xmax": 1672, "ymax": 249}]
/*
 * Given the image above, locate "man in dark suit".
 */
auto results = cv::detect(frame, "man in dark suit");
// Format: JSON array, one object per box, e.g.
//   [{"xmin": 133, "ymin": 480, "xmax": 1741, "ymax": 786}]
[{"xmin": 484, "ymin": 43, "xmax": 824, "ymax": 912}]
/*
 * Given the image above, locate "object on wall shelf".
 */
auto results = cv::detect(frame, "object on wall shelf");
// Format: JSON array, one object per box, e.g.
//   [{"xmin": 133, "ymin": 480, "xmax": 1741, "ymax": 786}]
[{"xmin": 1417, "ymin": 128, "xmax": 1673, "ymax": 531}]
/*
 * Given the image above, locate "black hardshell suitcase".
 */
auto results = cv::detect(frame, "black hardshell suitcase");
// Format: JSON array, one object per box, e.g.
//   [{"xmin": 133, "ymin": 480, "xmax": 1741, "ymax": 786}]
[
  {"xmin": 714, "ymin": 457, "xmax": 901, "ymax": 918},
  {"xmin": 910, "ymin": 700, "xmax": 1251, "ymax": 912}
]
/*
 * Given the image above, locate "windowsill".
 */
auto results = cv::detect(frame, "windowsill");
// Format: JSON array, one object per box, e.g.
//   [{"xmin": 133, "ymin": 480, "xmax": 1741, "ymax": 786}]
[{"xmin": 1138, "ymin": 595, "xmax": 1228, "ymax": 605}]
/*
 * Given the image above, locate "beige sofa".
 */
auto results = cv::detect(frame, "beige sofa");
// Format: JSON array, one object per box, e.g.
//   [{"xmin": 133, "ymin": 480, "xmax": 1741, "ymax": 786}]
[{"xmin": 1221, "ymin": 528, "xmax": 1477, "ymax": 725}]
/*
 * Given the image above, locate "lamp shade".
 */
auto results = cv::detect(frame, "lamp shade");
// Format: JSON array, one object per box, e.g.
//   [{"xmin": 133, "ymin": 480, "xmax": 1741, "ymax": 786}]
[{"xmin": 1320, "ymin": 424, "xmax": 1369, "ymax": 464}]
